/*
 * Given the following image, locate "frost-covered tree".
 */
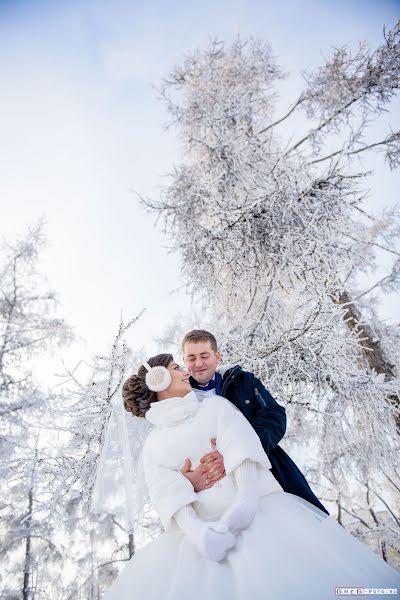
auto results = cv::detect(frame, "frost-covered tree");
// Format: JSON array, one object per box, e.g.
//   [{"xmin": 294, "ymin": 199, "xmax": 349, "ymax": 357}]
[
  {"xmin": 0, "ymin": 226, "xmax": 160, "ymax": 598},
  {"xmin": 0, "ymin": 221, "xmax": 71, "ymax": 442},
  {"xmin": 0, "ymin": 222, "xmax": 72, "ymax": 598},
  {"xmin": 47, "ymin": 313, "xmax": 162, "ymax": 599},
  {"xmin": 142, "ymin": 24, "xmax": 400, "ymax": 562}
]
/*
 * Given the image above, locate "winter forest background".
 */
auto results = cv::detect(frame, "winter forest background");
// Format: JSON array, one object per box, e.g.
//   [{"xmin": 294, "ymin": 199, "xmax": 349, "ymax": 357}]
[{"xmin": 1, "ymin": 1, "xmax": 400, "ymax": 598}]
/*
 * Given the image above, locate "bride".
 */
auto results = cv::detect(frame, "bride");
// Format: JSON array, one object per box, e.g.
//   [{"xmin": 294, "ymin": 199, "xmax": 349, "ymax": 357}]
[{"xmin": 102, "ymin": 353, "xmax": 399, "ymax": 600}]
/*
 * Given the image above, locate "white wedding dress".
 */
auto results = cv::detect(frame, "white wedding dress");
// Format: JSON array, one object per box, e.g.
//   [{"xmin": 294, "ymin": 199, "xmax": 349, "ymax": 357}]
[{"xmin": 103, "ymin": 392, "xmax": 400, "ymax": 600}]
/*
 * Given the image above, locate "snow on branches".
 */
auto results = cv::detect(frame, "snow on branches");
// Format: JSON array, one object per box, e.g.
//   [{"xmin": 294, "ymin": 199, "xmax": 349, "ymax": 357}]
[
  {"xmin": 142, "ymin": 27, "xmax": 400, "ymax": 560},
  {"xmin": 48, "ymin": 314, "xmax": 143, "ymax": 511}
]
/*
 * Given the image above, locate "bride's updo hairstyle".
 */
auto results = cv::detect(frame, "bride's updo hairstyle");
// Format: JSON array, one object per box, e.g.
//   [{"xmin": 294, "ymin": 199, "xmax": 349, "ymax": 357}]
[{"xmin": 122, "ymin": 353, "xmax": 173, "ymax": 418}]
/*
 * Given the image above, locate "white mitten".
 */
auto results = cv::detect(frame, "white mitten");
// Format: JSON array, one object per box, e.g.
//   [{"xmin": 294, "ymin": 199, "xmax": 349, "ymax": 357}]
[
  {"xmin": 174, "ymin": 505, "xmax": 236, "ymax": 562},
  {"xmin": 219, "ymin": 459, "xmax": 259, "ymax": 535}
]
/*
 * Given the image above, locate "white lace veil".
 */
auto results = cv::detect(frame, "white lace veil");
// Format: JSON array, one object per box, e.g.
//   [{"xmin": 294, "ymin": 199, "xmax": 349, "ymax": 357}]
[{"xmin": 90, "ymin": 393, "xmax": 153, "ymax": 532}]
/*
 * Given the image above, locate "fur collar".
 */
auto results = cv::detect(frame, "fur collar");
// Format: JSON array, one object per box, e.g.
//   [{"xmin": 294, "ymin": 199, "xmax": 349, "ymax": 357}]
[{"xmin": 145, "ymin": 390, "xmax": 199, "ymax": 427}]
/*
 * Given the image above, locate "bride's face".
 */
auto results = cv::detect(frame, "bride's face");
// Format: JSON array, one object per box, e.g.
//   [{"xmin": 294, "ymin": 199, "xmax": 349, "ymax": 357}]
[{"xmin": 157, "ymin": 361, "xmax": 192, "ymax": 400}]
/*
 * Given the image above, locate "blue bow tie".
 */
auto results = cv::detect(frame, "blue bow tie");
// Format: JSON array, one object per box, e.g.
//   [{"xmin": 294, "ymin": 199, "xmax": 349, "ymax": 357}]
[
  {"xmin": 193, "ymin": 379, "xmax": 216, "ymax": 391},
  {"xmin": 191, "ymin": 372, "xmax": 223, "ymax": 394}
]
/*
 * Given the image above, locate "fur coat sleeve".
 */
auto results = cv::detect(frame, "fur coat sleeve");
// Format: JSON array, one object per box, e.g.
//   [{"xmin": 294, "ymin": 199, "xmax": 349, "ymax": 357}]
[{"xmin": 142, "ymin": 435, "xmax": 198, "ymax": 531}]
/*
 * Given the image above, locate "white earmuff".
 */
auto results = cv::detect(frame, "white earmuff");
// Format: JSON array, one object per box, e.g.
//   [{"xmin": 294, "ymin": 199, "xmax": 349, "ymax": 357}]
[{"xmin": 143, "ymin": 362, "xmax": 172, "ymax": 392}]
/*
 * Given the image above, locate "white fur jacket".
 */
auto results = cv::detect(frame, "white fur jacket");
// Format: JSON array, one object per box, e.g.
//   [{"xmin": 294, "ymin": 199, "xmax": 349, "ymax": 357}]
[{"xmin": 142, "ymin": 391, "xmax": 283, "ymax": 531}]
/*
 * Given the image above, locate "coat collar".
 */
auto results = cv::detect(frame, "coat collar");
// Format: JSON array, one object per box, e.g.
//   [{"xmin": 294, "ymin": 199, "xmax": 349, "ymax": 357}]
[
  {"xmin": 216, "ymin": 363, "xmax": 240, "ymax": 377},
  {"xmin": 145, "ymin": 390, "xmax": 199, "ymax": 427}
]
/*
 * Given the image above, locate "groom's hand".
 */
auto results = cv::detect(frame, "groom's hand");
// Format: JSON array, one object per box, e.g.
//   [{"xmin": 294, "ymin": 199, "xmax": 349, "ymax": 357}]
[{"xmin": 181, "ymin": 439, "xmax": 225, "ymax": 492}]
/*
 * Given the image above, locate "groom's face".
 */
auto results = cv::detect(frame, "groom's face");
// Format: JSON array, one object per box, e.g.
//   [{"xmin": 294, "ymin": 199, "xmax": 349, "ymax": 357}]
[{"xmin": 183, "ymin": 340, "xmax": 221, "ymax": 385}]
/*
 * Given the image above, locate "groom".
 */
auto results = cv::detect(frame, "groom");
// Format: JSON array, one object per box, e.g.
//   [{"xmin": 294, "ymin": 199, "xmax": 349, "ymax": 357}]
[{"xmin": 181, "ymin": 329, "xmax": 329, "ymax": 515}]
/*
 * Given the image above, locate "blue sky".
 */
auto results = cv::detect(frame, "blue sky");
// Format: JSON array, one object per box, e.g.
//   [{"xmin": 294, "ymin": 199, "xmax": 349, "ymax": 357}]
[{"xmin": 0, "ymin": 0, "xmax": 399, "ymax": 379}]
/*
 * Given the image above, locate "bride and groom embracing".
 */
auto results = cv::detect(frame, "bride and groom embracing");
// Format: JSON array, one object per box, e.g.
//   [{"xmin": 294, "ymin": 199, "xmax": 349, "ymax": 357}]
[{"xmin": 101, "ymin": 329, "xmax": 399, "ymax": 599}]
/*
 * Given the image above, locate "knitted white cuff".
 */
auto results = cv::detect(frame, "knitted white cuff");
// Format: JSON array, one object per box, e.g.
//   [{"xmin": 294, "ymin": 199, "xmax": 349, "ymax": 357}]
[
  {"xmin": 234, "ymin": 458, "xmax": 258, "ymax": 498},
  {"xmin": 174, "ymin": 504, "xmax": 202, "ymax": 534}
]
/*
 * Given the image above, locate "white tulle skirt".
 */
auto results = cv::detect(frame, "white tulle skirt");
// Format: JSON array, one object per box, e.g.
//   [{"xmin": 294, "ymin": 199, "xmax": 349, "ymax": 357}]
[{"xmin": 103, "ymin": 491, "xmax": 400, "ymax": 600}]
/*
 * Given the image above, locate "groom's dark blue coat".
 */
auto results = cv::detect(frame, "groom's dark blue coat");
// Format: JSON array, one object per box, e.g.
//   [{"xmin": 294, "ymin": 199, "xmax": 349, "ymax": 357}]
[{"xmin": 191, "ymin": 365, "xmax": 329, "ymax": 515}]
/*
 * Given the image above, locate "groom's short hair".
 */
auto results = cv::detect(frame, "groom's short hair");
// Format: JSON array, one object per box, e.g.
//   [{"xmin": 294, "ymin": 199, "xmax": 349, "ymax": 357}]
[{"xmin": 182, "ymin": 329, "xmax": 218, "ymax": 353}]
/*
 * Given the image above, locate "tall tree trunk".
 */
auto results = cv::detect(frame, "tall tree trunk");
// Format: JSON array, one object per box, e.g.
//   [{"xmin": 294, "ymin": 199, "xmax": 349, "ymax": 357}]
[
  {"xmin": 333, "ymin": 290, "xmax": 400, "ymax": 432},
  {"xmin": 22, "ymin": 487, "xmax": 33, "ymax": 600},
  {"xmin": 128, "ymin": 533, "xmax": 135, "ymax": 559},
  {"xmin": 335, "ymin": 291, "xmax": 396, "ymax": 376}
]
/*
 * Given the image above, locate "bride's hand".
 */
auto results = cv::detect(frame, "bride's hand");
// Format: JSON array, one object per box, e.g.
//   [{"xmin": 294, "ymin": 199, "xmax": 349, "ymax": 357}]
[
  {"xmin": 174, "ymin": 505, "xmax": 236, "ymax": 562},
  {"xmin": 191, "ymin": 521, "xmax": 236, "ymax": 562},
  {"xmin": 181, "ymin": 441, "xmax": 225, "ymax": 492},
  {"xmin": 219, "ymin": 496, "xmax": 258, "ymax": 536}
]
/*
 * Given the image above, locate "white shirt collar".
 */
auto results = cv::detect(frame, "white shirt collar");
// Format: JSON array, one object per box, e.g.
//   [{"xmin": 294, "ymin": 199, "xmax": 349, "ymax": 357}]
[{"xmin": 193, "ymin": 387, "xmax": 216, "ymax": 402}]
